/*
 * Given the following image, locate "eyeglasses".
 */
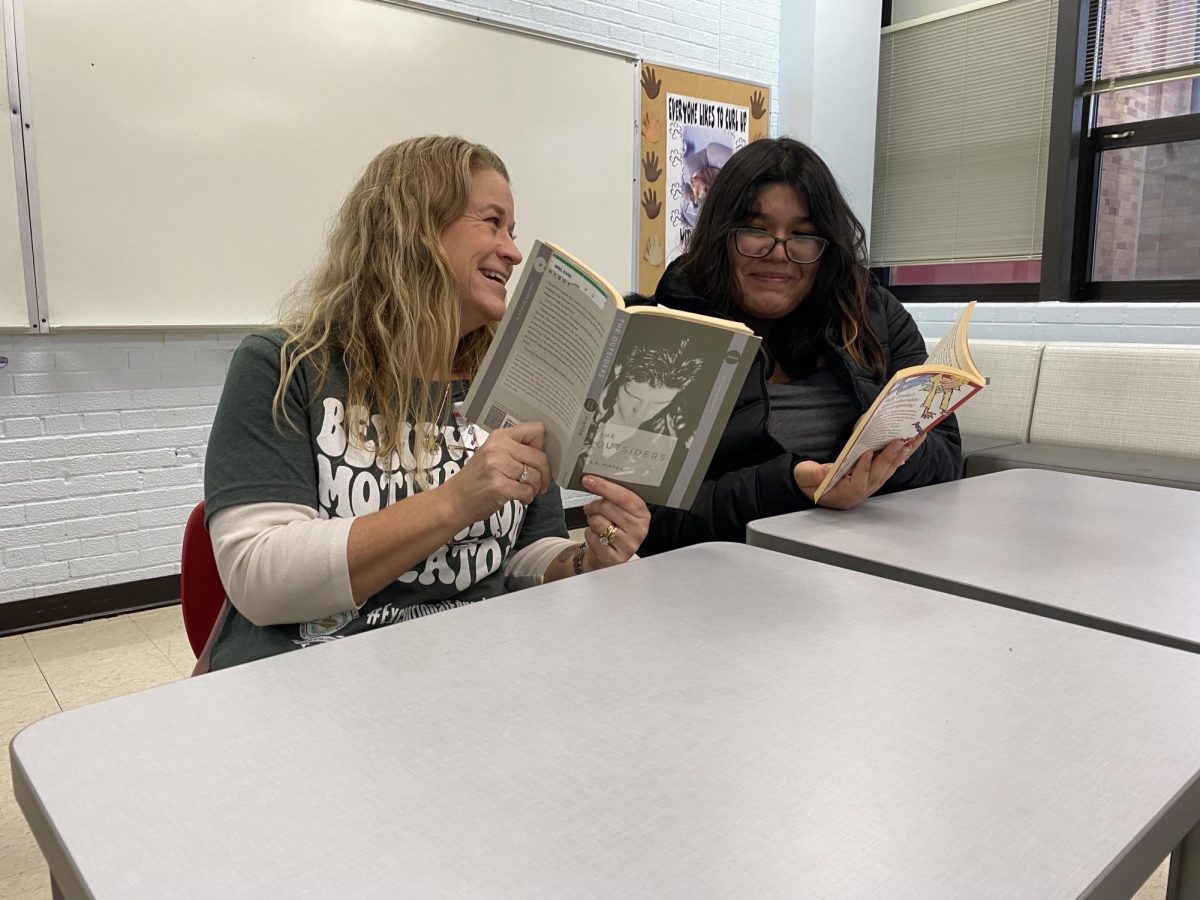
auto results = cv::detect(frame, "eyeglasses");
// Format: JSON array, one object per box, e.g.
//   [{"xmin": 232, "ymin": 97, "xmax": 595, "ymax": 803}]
[{"xmin": 731, "ymin": 227, "xmax": 829, "ymax": 264}]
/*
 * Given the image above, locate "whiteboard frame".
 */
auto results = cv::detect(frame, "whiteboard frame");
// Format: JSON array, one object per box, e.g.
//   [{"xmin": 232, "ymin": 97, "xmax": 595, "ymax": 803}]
[
  {"xmin": 11, "ymin": 0, "xmax": 644, "ymax": 331},
  {"xmin": 2, "ymin": 0, "xmax": 42, "ymax": 332}
]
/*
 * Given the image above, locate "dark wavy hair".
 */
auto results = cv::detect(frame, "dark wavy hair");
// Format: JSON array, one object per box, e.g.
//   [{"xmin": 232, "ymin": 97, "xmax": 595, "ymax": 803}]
[
  {"xmin": 620, "ymin": 339, "xmax": 704, "ymax": 390},
  {"xmin": 679, "ymin": 137, "xmax": 885, "ymax": 380}
]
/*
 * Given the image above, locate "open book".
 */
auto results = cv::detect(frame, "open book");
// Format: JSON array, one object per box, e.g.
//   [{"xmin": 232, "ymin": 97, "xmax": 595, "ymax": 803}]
[
  {"xmin": 813, "ymin": 301, "xmax": 986, "ymax": 503},
  {"xmin": 464, "ymin": 240, "xmax": 760, "ymax": 508}
]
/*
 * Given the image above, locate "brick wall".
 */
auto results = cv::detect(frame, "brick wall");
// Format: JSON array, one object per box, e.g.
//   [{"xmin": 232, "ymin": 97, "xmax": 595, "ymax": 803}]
[
  {"xmin": 0, "ymin": 333, "xmax": 245, "ymax": 603},
  {"xmin": 0, "ymin": 0, "xmax": 781, "ymax": 605},
  {"xmin": 908, "ymin": 301, "xmax": 1200, "ymax": 342},
  {"xmin": 418, "ymin": 0, "xmax": 780, "ymax": 97}
]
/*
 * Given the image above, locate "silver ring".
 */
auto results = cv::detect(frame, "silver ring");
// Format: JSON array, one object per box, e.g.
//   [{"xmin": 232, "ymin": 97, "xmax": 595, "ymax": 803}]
[{"xmin": 518, "ymin": 465, "xmax": 530, "ymax": 484}]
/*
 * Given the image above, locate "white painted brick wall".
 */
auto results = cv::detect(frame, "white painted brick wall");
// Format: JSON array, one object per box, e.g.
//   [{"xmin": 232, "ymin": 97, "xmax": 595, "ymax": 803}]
[
  {"xmin": 420, "ymin": 0, "xmax": 779, "ymax": 119},
  {"xmin": 909, "ymin": 302, "xmax": 1200, "ymax": 344},
  {"xmin": 0, "ymin": 331, "xmax": 237, "ymax": 603}
]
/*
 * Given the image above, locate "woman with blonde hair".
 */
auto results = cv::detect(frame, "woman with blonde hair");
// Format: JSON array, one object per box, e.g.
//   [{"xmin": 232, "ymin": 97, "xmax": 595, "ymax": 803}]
[{"xmin": 201, "ymin": 136, "xmax": 648, "ymax": 671}]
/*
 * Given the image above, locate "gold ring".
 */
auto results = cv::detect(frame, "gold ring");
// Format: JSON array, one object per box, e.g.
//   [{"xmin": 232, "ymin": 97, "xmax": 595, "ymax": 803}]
[{"xmin": 598, "ymin": 524, "xmax": 619, "ymax": 546}]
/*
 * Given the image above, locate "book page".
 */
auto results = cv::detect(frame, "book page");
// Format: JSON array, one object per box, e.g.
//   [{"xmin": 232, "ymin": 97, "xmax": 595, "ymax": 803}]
[
  {"xmin": 566, "ymin": 309, "xmax": 759, "ymax": 508},
  {"xmin": 924, "ymin": 300, "xmax": 981, "ymax": 380},
  {"xmin": 812, "ymin": 301, "xmax": 986, "ymax": 503},
  {"xmin": 463, "ymin": 241, "xmax": 618, "ymax": 476},
  {"xmin": 814, "ymin": 370, "xmax": 983, "ymax": 502}
]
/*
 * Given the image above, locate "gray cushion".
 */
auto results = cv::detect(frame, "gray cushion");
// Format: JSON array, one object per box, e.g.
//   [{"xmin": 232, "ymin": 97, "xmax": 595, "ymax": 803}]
[
  {"xmin": 1031, "ymin": 343, "xmax": 1200, "ymax": 458},
  {"xmin": 960, "ymin": 435, "xmax": 1022, "ymax": 456},
  {"xmin": 966, "ymin": 442, "xmax": 1200, "ymax": 491}
]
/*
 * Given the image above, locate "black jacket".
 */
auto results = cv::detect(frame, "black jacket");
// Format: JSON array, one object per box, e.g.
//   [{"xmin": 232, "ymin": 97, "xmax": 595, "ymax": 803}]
[{"xmin": 636, "ymin": 260, "xmax": 963, "ymax": 555}]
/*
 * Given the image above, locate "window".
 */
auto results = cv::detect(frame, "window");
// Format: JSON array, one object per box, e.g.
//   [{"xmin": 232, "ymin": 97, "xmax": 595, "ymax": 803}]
[
  {"xmin": 1085, "ymin": 0, "xmax": 1200, "ymax": 292},
  {"xmin": 871, "ymin": 0, "xmax": 1059, "ymax": 299},
  {"xmin": 875, "ymin": 0, "xmax": 1200, "ymax": 302},
  {"xmin": 1040, "ymin": 0, "xmax": 1200, "ymax": 301}
]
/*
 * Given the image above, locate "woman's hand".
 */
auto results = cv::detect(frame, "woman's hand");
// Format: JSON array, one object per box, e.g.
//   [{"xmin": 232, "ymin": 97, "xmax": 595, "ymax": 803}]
[
  {"xmin": 579, "ymin": 475, "xmax": 650, "ymax": 570},
  {"xmin": 440, "ymin": 422, "xmax": 552, "ymax": 527},
  {"xmin": 793, "ymin": 433, "xmax": 927, "ymax": 511}
]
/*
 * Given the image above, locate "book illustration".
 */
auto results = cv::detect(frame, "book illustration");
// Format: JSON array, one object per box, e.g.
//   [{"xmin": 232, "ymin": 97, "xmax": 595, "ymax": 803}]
[
  {"xmin": 919, "ymin": 373, "xmax": 971, "ymax": 422},
  {"xmin": 576, "ymin": 336, "xmax": 705, "ymax": 488},
  {"xmin": 463, "ymin": 240, "xmax": 759, "ymax": 509},
  {"xmin": 812, "ymin": 301, "xmax": 985, "ymax": 504}
]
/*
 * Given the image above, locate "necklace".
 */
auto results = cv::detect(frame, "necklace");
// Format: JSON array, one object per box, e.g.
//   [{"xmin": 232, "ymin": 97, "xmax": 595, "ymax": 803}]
[{"xmin": 423, "ymin": 385, "xmax": 450, "ymax": 455}]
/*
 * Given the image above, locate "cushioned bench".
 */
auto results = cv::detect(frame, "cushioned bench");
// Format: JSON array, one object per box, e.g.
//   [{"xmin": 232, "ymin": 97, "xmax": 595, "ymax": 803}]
[{"xmin": 926, "ymin": 338, "xmax": 1200, "ymax": 491}]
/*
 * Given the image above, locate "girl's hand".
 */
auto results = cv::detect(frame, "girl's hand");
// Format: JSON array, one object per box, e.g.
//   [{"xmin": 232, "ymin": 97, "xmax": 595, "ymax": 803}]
[
  {"xmin": 793, "ymin": 433, "xmax": 927, "ymax": 510},
  {"xmin": 578, "ymin": 475, "xmax": 650, "ymax": 570}
]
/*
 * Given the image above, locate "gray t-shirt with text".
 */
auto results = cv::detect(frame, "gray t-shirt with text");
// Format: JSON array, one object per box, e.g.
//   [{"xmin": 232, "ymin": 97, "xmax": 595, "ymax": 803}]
[{"xmin": 203, "ymin": 331, "xmax": 568, "ymax": 670}]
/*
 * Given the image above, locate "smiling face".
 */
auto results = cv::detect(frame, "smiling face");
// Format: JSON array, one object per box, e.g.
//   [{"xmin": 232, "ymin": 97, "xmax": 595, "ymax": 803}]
[
  {"xmin": 728, "ymin": 183, "xmax": 821, "ymax": 322},
  {"xmin": 440, "ymin": 167, "xmax": 522, "ymax": 337}
]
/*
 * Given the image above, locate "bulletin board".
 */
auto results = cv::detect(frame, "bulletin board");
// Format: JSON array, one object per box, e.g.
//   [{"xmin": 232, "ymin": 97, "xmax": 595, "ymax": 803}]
[{"xmin": 636, "ymin": 63, "xmax": 770, "ymax": 297}]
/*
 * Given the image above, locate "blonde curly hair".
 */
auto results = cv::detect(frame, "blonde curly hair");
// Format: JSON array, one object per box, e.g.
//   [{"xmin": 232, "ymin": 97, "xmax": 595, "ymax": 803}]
[{"xmin": 273, "ymin": 136, "xmax": 509, "ymax": 470}]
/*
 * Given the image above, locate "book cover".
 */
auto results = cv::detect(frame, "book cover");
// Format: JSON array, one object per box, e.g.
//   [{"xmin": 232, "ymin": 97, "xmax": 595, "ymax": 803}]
[{"xmin": 464, "ymin": 240, "xmax": 760, "ymax": 508}]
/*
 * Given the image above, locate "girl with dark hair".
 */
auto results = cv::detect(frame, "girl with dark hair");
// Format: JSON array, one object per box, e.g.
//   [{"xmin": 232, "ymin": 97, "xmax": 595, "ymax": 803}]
[{"xmin": 637, "ymin": 137, "xmax": 962, "ymax": 554}]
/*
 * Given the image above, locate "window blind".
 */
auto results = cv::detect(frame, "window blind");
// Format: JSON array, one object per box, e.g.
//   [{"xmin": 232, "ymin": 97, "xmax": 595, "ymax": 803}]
[
  {"xmin": 871, "ymin": 0, "xmax": 1058, "ymax": 267},
  {"xmin": 1086, "ymin": 0, "xmax": 1200, "ymax": 94}
]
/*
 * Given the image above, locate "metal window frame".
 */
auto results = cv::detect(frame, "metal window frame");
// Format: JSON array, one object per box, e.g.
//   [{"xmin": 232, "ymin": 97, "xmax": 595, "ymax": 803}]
[
  {"xmin": 1040, "ymin": 0, "xmax": 1200, "ymax": 304},
  {"xmin": 871, "ymin": 267, "xmax": 1040, "ymax": 302}
]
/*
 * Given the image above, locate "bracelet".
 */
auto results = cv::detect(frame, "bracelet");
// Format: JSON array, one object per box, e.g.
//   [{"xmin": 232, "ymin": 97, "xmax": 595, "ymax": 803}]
[{"xmin": 571, "ymin": 542, "xmax": 588, "ymax": 576}]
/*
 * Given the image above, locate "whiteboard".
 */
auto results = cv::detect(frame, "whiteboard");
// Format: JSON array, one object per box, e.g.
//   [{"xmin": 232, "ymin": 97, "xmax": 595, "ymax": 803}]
[
  {"xmin": 18, "ymin": 0, "xmax": 637, "ymax": 328},
  {"xmin": 1, "ymin": 3, "xmax": 31, "ymax": 329}
]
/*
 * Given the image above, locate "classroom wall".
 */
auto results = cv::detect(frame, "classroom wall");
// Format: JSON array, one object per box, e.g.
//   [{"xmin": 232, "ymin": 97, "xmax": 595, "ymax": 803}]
[
  {"xmin": 908, "ymin": 302, "xmax": 1200, "ymax": 342},
  {"xmin": 0, "ymin": 0, "xmax": 781, "ymax": 607},
  {"xmin": 3, "ymin": 0, "xmax": 1198, "ymax": 610},
  {"xmin": 422, "ymin": 0, "xmax": 780, "ymax": 100},
  {"xmin": 777, "ymin": 0, "xmax": 882, "ymax": 242},
  {"xmin": 0, "ymin": 332, "xmax": 243, "ymax": 604}
]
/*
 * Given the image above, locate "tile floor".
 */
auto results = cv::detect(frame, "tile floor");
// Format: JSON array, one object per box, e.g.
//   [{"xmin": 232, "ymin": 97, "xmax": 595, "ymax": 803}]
[
  {"xmin": 0, "ymin": 606, "xmax": 1174, "ymax": 898},
  {"xmin": 1, "ymin": 606, "xmax": 191, "ymax": 898}
]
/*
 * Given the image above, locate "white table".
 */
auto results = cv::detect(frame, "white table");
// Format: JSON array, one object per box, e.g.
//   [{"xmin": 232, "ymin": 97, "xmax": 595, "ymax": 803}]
[
  {"xmin": 749, "ymin": 468, "xmax": 1200, "ymax": 654},
  {"xmin": 13, "ymin": 543, "xmax": 1200, "ymax": 899}
]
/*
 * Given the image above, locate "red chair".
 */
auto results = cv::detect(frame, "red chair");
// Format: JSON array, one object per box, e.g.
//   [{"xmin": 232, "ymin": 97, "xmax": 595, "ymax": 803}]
[{"xmin": 180, "ymin": 501, "xmax": 226, "ymax": 658}]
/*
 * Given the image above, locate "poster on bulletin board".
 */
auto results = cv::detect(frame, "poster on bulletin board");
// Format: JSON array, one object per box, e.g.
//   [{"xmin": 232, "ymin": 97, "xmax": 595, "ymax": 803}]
[{"xmin": 637, "ymin": 63, "xmax": 770, "ymax": 296}]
